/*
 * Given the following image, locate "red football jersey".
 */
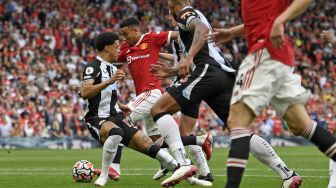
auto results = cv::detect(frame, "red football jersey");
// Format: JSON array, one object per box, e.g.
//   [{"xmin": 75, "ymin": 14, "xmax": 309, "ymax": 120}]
[
  {"xmin": 118, "ymin": 31, "xmax": 171, "ymax": 95},
  {"xmin": 242, "ymin": 0, "xmax": 295, "ymax": 66}
]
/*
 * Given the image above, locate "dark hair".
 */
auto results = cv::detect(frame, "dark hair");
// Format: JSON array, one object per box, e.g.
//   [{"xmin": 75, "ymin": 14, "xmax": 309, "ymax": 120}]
[
  {"xmin": 94, "ymin": 32, "xmax": 119, "ymax": 52},
  {"xmin": 120, "ymin": 17, "xmax": 140, "ymax": 28}
]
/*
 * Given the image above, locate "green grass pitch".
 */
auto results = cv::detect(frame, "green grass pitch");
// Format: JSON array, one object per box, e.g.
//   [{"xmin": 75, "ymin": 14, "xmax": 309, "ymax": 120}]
[{"xmin": 0, "ymin": 147, "xmax": 330, "ymax": 188}]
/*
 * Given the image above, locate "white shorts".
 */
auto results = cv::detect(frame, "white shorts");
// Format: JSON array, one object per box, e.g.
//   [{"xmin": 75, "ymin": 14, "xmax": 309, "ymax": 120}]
[
  {"xmin": 231, "ymin": 48, "xmax": 310, "ymax": 116},
  {"xmin": 127, "ymin": 89, "xmax": 162, "ymax": 136}
]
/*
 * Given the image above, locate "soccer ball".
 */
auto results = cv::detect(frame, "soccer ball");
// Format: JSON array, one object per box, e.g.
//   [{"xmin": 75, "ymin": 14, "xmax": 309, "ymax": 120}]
[{"xmin": 72, "ymin": 160, "xmax": 95, "ymax": 182}]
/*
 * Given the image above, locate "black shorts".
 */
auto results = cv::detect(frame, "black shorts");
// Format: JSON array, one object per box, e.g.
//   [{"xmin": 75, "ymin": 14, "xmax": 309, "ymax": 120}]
[
  {"xmin": 84, "ymin": 113, "xmax": 139, "ymax": 146},
  {"xmin": 167, "ymin": 64, "xmax": 236, "ymax": 125}
]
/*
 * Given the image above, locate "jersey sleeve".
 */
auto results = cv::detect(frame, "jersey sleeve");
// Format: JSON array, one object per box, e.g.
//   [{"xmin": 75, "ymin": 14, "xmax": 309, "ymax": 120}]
[
  {"xmin": 150, "ymin": 31, "xmax": 171, "ymax": 47},
  {"xmin": 82, "ymin": 63, "xmax": 100, "ymax": 82},
  {"xmin": 177, "ymin": 7, "xmax": 199, "ymax": 30}
]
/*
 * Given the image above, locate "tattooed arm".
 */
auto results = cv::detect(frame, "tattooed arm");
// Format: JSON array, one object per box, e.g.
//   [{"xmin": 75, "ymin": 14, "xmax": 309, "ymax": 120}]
[
  {"xmin": 178, "ymin": 18, "xmax": 209, "ymax": 78},
  {"xmin": 187, "ymin": 19, "xmax": 209, "ymax": 59}
]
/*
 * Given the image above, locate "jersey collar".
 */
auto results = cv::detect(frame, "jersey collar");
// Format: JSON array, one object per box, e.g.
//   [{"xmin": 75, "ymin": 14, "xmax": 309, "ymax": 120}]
[
  {"xmin": 134, "ymin": 33, "xmax": 149, "ymax": 46},
  {"xmin": 96, "ymin": 56, "xmax": 115, "ymax": 67}
]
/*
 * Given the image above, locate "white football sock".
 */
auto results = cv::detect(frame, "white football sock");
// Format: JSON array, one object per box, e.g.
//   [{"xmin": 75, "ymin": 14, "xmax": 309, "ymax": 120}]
[
  {"xmin": 188, "ymin": 145, "xmax": 210, "ymax": 176},
  {"xmin": 250, "ymin": 134, "xmax": 293, "ymax": 180},
  {"xmin": 328, "ymin": 159, "xmax": 336, "ymax": 187},
  {"xmin": 160, "ymin": 148, "xmax": 169, "ymax": 169},
  {"xmin": 101, "ymin": 135, "xmax": 122, "ymax": 178},
  {"xmin": 155, "ymin": 149, "xmax": 179, "ymax": 171},
  {"xmin": 156, "ymin": 114, "xmax": 191, "ymax": 165}
]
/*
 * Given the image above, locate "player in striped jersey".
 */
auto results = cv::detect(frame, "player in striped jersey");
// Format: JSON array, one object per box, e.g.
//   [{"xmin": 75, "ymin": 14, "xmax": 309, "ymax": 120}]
[
  {"xmin": 154, "ymin": 8, "xmax": 302, "ymax": 187},
  {"xmin": 80, "ymin": 32, "xmax": 191, "ymax": 186}
]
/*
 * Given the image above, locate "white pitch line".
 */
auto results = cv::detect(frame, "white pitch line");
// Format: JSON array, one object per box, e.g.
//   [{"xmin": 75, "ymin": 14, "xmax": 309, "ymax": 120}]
[
  {"xmin": 0, "ymin": 168, "xmax": 329, "ymax": 172},
  {"xmin": 0, "ymin": 172, "xmax": 328, "ymax": 179}
]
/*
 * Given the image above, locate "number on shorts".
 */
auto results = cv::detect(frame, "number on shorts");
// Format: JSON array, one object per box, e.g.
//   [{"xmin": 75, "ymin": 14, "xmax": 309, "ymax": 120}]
[{"xmin": 236, "ymin": 74, "xmax": 244, "ymax": 87}]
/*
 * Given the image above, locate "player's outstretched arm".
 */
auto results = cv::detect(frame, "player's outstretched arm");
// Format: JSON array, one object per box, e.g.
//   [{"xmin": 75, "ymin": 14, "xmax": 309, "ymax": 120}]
[
  {"xmin": 270, "ymin": 0, "xmax": 314, "ymax": 47},
  {"xmin": 321, "ymin": 30, "xmax": 336, "ymax": 48},
  {"xmin": 206, "ymin": 24, "xmax": 245, "ymax": 45},
  {"xmin": 150, "ymin": 62, "xmax": 176, "ymax": 79},
  {"xmin": 80, "ymin": 69, "xmax": 125, "ymax": 100},
  {"xmin": 159, "ymin": 52, "xmax": 175, "ymax": 62}
]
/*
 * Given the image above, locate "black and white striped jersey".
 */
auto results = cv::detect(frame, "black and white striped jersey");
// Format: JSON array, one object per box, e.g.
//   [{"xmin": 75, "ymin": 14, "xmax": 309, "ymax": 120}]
[
  {"xmin": 176, "ymin": 6, "xmax": 235, "ymax": 73},
  {"xmin": 82, "ymin": 56, "xmax": 121, "ymax": 118}
]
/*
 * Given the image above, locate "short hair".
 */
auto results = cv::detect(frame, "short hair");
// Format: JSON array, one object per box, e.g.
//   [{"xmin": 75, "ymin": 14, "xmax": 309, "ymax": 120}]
[
  {"xmin": 120, "ymin": 17, "xmax": 140, "ymax": 28},
  {"xmin": 94, "ymin": 32, "xmax": 119, "ymax": 52}
]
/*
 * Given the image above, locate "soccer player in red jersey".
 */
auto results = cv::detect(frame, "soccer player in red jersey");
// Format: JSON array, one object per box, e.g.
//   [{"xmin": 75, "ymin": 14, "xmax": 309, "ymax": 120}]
[
  {"xmin": 208, "ymin": 0, "xmax": 336, "ymax": 187},
  {"xmin": 117, "ymin": 17, "xmax": 208, "ymax": 186}
]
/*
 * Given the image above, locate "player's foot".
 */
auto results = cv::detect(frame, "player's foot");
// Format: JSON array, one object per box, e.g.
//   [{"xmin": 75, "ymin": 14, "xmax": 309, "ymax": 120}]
[
  {"xmin": 94, "ymin": 176, "xmax": 108, "ymax": 186},
  {"xmin": 93, "ymin": 166, "xmax": 120, "ymax": 181},
  {"xmin": 153, "ymin": 168, "xmax": 170, "ymax": 180},
  {"xmin": 328, "ymin": 186, "xmax": 336, "ymax": 188},
  {"xmin": 201, "ymin": 134, "xmax": 213, "ymax": 160},
  {"xmin": 282, "ymin": 172, "xmax": 302, "ymax": 188},
  {"xmin": 198, "ymin": 173, "xmax": 214, "ymax": 182},
  {"xmin": 186, "ymin": 177, "xmax": 213, "ymax": 186},
  {"xmin": 161, "ymin": 165, "xmax": 197, "ymax": 187}
]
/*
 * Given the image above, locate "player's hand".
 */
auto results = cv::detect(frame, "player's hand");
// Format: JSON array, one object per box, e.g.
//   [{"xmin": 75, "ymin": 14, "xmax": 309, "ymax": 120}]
[
  {"xmin": 118, "ymin": 103, "xmax": 132, "ymax": 116},
  {"xmin": 321, "ymin": 30, "xmax": 335, "ymax": 44},
  {"xmin": 109, "ymin": 69, "xmax": 125, "ymax": 84},
  {"xmin": 270, "ymin": 18, "xmax": 285, "ymax": 48},
  {"xmin": 206, "ymin": 28, "xmax": 234, "ymax": 45},
  {"xmin": 178, "ymin": 56, "xmax": 192, "ymax": 78},
  {"xmin": 150, "ymin": 62, "xmax": 171, "ymax": 79}
]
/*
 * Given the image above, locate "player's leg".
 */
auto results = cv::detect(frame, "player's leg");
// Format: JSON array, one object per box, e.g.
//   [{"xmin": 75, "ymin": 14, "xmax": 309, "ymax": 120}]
[
  {"xmin": 249, "ymin": 133, "xmax": 301, "ymax": 185},
  {"xmin": 151, "ymin": 93, "xmax": 199, "ymax": 186},
  {"xmin": 269, "ymin": 62, "xmax": 336, "ymax": 186},
  {"xmin": 226, "ymin": 102, "xmax": 255, "ymax": 188},
  {"xmin": 179, "ymin": 109, "xmax": 213, "ymax": 182},
  {"xmin": 90, "ymin": 119, "xmax": 124, "ymax": 186},
  {"xmin": 225, "ymin": 49, "xmax": 274, "ymax": 188},
  {"xmin": 328, "ymin": 159, "xmax": 336, "ymax": 188},
  {"xmin": 127, "ymin": 89, "xmax": 178, "ymax": 181},
  {"xmin": 126, "ymin": 125, "xmax": 199, "ymax": 187},
  {"xmin": 283, "ymin": 104, "xmax": 336, "ymax": 161},
  {"xmin": 106, "ymin": 90, "xmax": 157, "ymax": 177},
  {"xmin": 206, "ymin": 89, "xmax": 300, "ymax": 185},
  {"xmin": 150, "ymin": 91, "xmax": 192, "ymax": 165},
  {"xmin": 113, "ymin": 112, "xmax": 195, "ymax": 187}
]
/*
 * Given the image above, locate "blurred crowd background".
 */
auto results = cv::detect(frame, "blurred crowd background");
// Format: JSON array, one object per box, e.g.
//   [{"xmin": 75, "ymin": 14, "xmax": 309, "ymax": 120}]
[{"xmin": 0, "ymin": 0, "xmax": 336, "ymax": 145}]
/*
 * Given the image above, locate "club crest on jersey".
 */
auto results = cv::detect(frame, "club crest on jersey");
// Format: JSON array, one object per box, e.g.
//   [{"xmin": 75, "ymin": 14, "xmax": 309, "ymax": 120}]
[
  {"xmin": 85, "ymin": 67, "xmax": 94, "ymax": 75},
  {"xmin": 140, "ymin": 43, "xmax": 148, "ymax": 50}
]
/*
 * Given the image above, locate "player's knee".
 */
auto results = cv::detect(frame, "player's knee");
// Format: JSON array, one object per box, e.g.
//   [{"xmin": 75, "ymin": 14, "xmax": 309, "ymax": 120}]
[
  {"xmin": 108, "ymin": 127, "xmax": 124, "ymax": 138},
  {"xmin": 287, "ymin": 123, "xmax": 305, "ymax": 136}
]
